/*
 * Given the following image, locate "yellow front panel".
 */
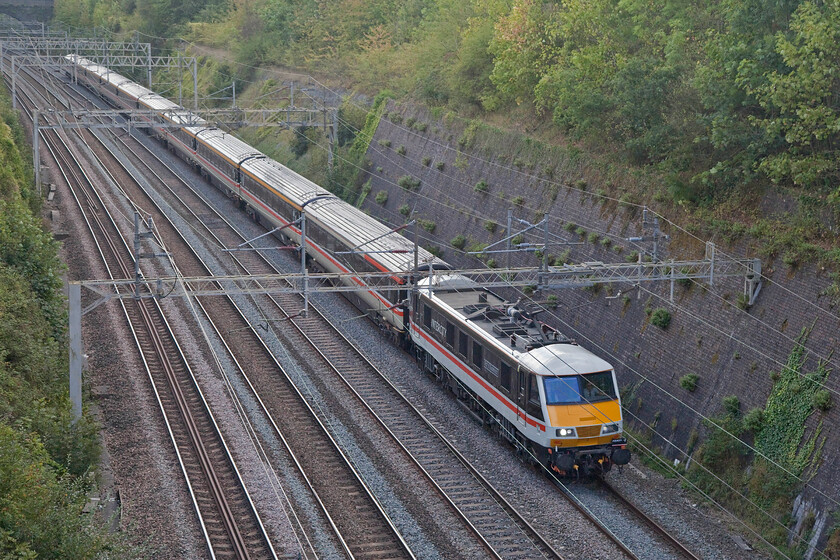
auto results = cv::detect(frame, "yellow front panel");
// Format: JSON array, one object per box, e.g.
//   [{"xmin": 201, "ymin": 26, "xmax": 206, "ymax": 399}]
[
  {"xmin": 550, "ymin": 435, "xmax": 619, "ymax": 448},
  {"xmin": 546, "ymin": 400, "xmax": 621, "ymax": 428}
]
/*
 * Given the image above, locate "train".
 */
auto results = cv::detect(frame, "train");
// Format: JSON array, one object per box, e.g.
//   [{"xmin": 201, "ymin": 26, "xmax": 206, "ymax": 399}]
[{"xmin": 66, "ymin": 54, "xmax": 631, "ymax": 476}]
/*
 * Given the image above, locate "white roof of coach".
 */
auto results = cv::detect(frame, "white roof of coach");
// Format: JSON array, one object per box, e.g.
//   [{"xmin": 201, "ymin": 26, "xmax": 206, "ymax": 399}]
[
  {"xmin": 242, "ymin": 157, "xmax": 443, "ymax": 273},
  {"xmin": 198, "ymin": 128, "xmax": 264, "ymax": 163}
]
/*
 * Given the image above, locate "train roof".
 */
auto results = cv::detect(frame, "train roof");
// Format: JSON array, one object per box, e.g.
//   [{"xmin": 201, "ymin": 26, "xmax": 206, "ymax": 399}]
[
  {"xmin": 197, "ymin": 127, "xmax": 264, "ymax": 163},
  {"xmin": 243, "ymin": 158, "xmax": 445, "ymax": 274},
  {"xmin": 419, "ymin": 278, "xmax": 613, "ymax": 376},
  {"xmin": 70, "ymin": 54, "xmax": 446, "ymax": 274}
]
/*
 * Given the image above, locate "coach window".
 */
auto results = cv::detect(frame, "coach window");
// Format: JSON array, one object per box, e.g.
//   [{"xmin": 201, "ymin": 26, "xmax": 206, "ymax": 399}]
[
  {"xmin": 458, "ymin": 331, "xmax": 468, "ymax": 358},
  {"xmin": 527, "ymin": 374, "xmax": 544, "ymax": 421},
  {"xmin": 445, "ymin": 322, "xmax": 455, "ymax": 348},
  {"xmin": 423, "ymin": 305, "xmax": 432, "ymax": 328},
  {"xmin": 472, "ymin": 341, "xmax": 483, "ymax": 369},
  {"xmin": 500, "ymin": 362, "xmax": 512, "ymax": 392}
]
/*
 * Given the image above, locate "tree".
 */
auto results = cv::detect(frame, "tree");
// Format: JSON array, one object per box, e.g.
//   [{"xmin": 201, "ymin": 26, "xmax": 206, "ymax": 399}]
[{"xmin": 751, "ymin": 1, "xmax": 840, "ymax": 201}]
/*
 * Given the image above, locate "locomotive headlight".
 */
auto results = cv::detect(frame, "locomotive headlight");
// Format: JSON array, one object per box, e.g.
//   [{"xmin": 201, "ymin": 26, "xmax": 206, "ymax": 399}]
[
  {"xmin": 556, "ymin": 427, "xmax": 576, "ymax": 437},
  {"xmin": 601, "ymin": 423, "xmax": 620, "ymax": 435}
]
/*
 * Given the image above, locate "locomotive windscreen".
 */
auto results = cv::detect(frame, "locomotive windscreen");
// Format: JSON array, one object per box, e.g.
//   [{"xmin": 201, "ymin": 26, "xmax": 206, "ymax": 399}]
[{"xmin": 543, "ymin": 371, "xmax": 617, "ymax": 404}]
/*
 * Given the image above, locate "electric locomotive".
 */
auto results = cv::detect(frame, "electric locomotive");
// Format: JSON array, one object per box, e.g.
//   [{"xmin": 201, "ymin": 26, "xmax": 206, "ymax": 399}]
[
  {"xmin": 67, "ymin": 55, "xmax": 630, "ymax": 475},
  {"xmin": 411, "ymin": 273, "xmax": 629, "ymax": 475}
]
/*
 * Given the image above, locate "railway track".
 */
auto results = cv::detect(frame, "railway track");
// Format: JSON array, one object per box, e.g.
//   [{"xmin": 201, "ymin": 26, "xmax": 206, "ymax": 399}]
[
  {"xmin": 42, "ymin": 72, "xmax": 419, "ymax": 558},
  {"xmin": 596, "ymin": 479, "xmax": 701, "ymax": 560},
  {"xmin": 12, "ymin": 50, "xmax": 700, "ymax": 559},
  {"xmin": 90, "ymin": 108, "xmax": 569, "ymax": 558},
  {"xmin": 8, "ymin": 61, "xmax": 277, "ymax": 560}
]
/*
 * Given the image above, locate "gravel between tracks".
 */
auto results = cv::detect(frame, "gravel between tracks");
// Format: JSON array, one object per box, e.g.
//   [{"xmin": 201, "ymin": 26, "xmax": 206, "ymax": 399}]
[
  {"xmin": 136, "ymin": 126, "xmax": 766, "ymax": 559},
  {"xmin": 51, "ymin": 75, "xmax": 774, "ymax": 559},
  {"xmin": 42, "ymin": 132, "xmax": 207, "ymax": 557}
]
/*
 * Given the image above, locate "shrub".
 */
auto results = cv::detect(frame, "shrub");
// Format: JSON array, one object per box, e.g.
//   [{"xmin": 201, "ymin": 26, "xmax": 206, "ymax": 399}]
[
  {"xmin": 587, "ymin": 232, "xmax": 600, "ymax": 244},
  {"xmin": 405, "ymin": 116, "xmax": 416, "ymax": 127},
  {"xmin": 564, "ymin": 222, "xmax": 576, "ymax": 232},
  {"xmin": 474, "ymin": 180, "xmax": 489, "ymax": 193},
  {"xmin": 397, "ymin": 175, "xmax": 421, "ymax": 190},
  {"xmin": 399, "ymin": 204, "xmax": 411, "ymax": 217},
  {"xmin": 413, "ymin": 121, "xmax": 427, "ymax": 132},
  {"xmin": 575, "ymin": 226, "xmax": 586, "ymax": 237},
  {"xmin": 484, "ymin": 220, "xmax": 497, "ymax": 233},
  {"xmin": 418, "ymin": 219, "xmax": 436, "ymax": 233},
  {"xmin": 376, "ymin": 166, "xmax": 383, "ymax": 173},
  {"xmin": 374, "ymin": 191, "xmax": 388, "ymax": 205},
  {"xmin": 743, "ymin": 408, "xmax": 765, "ymax": 432},
  {"xmin": 625, "ymin": 250, "xmax": 640, "ymax": 262},
  {"xmin": 451, "ymin": 234, "xmax": 467, "ymax": 249},
  {"xmin": 422, "ymin": 156, "xmax": 431, "ymax": 166},
  {"xmin": 388, "ymin": 112, "xmax": 403, "ymax": 124},
  {"xmin": 435, "ymin": 161, "xmax": 445, "ymax": 171},
  {"xmin": 680, "ymin": 373, "xmax": 699, "ymax": 392},
  {"xmin": 547, "ymin": 294, "xmax": 559, "ymax": 308},
  {"xmin": 523, "ymin": 285, "xmax": 535, "ymax": 295},
  {"xmin": 512, "ymin": 195, "xmax": 525, "ymax": 206},
  {"xmin": 511, "ymin": 234, "xmax": 524, "ymax": 246},
  {"xmin": 650, "ymin": 307, "xmax": 671, "ymax": 329},
  {"xmin": 723, "ymin": 395, "xmax": 741, "ymax": 416},
  {"xmin": 813, "ymin": 390, "xmax": 833, "ymax": 412},
  {"xmin": 396, "ymin": 145, "xmax": 407, "ymax": 156},
  {"xmin": 600, "ymin": 237, "xmax": 612, "ymax": 248},
  {"xmin": 487, "ymin": 258, "xmax": 497, "ymax": 268},
  {"xmin": 377, "ymin": 138, "xmax": 391, "ymax": 148},
  {"xmin": 425, "ymin": 244, "xmax": 443, "ymax": 257}
]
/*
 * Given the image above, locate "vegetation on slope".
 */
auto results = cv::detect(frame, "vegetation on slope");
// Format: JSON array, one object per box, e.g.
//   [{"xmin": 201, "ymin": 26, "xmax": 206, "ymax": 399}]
[
  {"xmin": 0, "ymin": 87, "xmax": 130, "ymax": 556},
  {"xmin": 53, "ymin": 0, "xmax": 840, "ymax": 274}
]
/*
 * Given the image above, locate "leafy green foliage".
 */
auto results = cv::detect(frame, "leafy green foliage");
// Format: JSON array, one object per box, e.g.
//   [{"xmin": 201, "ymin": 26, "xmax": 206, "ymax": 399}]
[
  {"xmin": 330, "ymin": 91, "xmax": 392, "ymax": 200},
  {"xmin": 397, "ymin": 175, "xmax": 421, "ymax": 191},
  {"xmin": 755, "ymin": 328, "xmax": 829, "ymax": 475},
  {"xmin": 473, "ymin": 180, "xmax": 488, "ymax": 193},
  {"xmin": 649, "ymin": 307, "xmax": 672, "ymax": 329},
  {"xmin": 812, "ymin": 390, "xmax": 832, "ymax": 412},
  {"xmin": 450, "ymin": 234, "xmax": 467, "ymax": 250},
  {"xmin": 399, "ymin": 203, "xmax": 411, "ymax": 217},
  {"xmin": 743, "ymin": 408, "xmax": 765, "ymax": 432},
  {"xmin": 679, "ymin": 373, "xmax": 699, "ymax": 392},
  {"xmin": 686, "ymin": 330, "xmax": 830, "ymax": 554},
  {"xmin": 418, "ymin": 219, "xmax": 436, "ymax": 233},
  {"xmin": 0, "ymin": 88, "xmax": 125, "ymax": 555},
  {"xmin": 374, "ymin": 190, "xmax": 388, "ymax": 204}
]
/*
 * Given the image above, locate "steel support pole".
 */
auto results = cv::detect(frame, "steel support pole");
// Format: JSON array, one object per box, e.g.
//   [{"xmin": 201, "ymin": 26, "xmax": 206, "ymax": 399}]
[
  {"xmin": 147, "ymin": 49, "xmax": 152, "ymax": 88},
  {"xmin": 33, "ymin": 110, "xmax": 40, "ymax": 197},
  {"xmin": 328, "ymin": 109, "xmax": 336, "ymax": 170},
  {"xmin": 69, "ymin": 283, "xmax": 82, "ymax": 423},
  {"xmin": 193, "ymin": 59, "xmax": 198, "ymax": 110},
  {"xmin": 301, "ymin": 212, "xmax": 308, "ymax": 317},
  {"xmin": 11, "ymin": 60, "xmax": 16, "ymax": 109},
  {"xmin": 506, "ymin": 209, "xmax": 513, "ymax": 271}
]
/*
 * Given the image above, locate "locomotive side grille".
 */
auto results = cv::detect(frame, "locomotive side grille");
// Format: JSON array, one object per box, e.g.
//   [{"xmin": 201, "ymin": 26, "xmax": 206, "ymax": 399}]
[{"xmin": 577, "ymin": 425, "xmax": 601, "ymax": 438}]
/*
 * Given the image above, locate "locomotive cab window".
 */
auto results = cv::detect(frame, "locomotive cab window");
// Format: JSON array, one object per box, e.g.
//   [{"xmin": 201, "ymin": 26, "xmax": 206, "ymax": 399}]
[
  {"xmin": 423, "ymin": 305, "xmax": 432, "ymax": 328},
  {"xmin": 526, "ymin": 375, "xmax": 544, "ymax": 420}
]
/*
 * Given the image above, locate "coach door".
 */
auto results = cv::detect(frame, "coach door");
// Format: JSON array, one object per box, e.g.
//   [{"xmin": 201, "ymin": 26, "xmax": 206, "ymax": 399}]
[{"xmin": 515, "ymin": 366, "xmax": 527, "ymax": 427}]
